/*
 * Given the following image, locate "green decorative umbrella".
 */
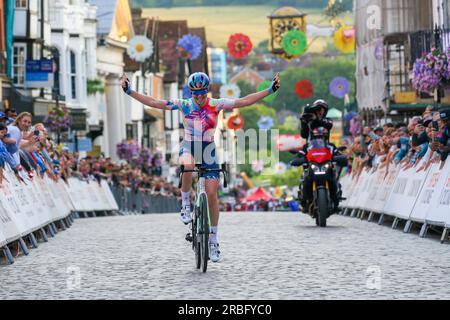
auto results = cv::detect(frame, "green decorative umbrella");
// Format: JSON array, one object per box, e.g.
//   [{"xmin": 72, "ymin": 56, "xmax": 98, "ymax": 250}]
[
  {"xmin": 258, "ymin": 80, "xmax": 279, "ymax": 103},
  {"xmin": 282, "ymin": 30, "xmax": 307, "ymax": 57},
  {"xmin": 327, "ymin": 108, "xmax": 343, "ymax": 119}
]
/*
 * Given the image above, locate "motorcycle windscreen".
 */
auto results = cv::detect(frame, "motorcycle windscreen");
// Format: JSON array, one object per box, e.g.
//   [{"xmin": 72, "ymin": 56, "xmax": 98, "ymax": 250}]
[{"xmin": 307, "ymin": 139, "xmax": 332, "ymax": 164}]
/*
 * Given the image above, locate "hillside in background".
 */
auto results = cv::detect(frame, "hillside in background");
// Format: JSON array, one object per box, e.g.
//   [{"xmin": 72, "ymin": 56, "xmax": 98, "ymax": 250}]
[
  {"xmin": 132, "ymin": 0, "xmax": 352, "ymax": 9},
  {"xmin": 141, "ymin": 6, "xmax": 353, "ymax": 49}
]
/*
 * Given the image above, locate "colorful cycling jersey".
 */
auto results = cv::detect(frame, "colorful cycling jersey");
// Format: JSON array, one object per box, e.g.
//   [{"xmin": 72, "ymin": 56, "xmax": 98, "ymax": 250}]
[{"xmin": 166, "ymin": 98, "xmax": 235, "ymax": 142}]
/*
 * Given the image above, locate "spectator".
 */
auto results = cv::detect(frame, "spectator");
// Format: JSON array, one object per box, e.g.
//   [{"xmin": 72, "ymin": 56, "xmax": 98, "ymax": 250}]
[{"xmin": 349, "ymin": 115, "xmax": 362, "ymax": 140}]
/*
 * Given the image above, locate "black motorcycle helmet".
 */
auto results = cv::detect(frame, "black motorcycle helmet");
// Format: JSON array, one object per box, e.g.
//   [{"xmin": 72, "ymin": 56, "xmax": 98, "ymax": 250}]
[
  {"xmin": 310, "ymin": 99, "xmax": 329, "ymax": 117},
  {"xmin": 312, "ymin": 100, "xmax": 329, "ymax": 115}
]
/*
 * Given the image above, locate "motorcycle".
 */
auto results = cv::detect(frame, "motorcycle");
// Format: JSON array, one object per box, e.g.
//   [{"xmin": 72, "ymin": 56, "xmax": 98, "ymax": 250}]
[{"xmin": 290, "ymin": 129, "xmax": 347, "ymax": 227}]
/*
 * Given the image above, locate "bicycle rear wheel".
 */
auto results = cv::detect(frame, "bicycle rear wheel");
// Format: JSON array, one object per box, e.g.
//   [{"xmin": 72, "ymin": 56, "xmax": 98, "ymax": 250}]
[
  {"xmin": 199, "ymin": 194, "xmax": 210, "ymax": 273},
  {"xmin": 193, "ymin": 208, "xmax": 201, "ymax": 269}
]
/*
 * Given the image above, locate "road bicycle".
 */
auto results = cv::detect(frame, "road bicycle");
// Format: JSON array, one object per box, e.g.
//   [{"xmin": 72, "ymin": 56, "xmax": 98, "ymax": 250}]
[{"xmin": 179, "ymin": 164, "xmax": 228, "ymax": 273}]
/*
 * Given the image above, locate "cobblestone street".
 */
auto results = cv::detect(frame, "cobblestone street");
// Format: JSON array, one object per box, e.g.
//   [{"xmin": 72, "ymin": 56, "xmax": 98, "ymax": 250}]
[{"xmin": 1, "ymin": 212, "xmax": 450, "ymax": 300}]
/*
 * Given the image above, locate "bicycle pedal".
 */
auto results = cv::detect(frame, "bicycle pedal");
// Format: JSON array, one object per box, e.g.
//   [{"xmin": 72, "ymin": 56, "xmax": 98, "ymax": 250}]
[{"xmin": 185, "ymin": 233, "xmax": 193, "ymax": 243}]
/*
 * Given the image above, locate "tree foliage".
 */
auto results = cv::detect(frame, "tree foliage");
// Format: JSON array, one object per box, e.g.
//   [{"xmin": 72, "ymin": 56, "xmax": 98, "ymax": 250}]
[{"xmin": 268, "ymin": 56, "xmax": 356, "ymax": 113}]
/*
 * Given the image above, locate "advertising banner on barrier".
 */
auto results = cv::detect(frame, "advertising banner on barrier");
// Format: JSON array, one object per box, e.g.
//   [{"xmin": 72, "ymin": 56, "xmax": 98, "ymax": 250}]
[
  {"xmin": 346, "ymin": 170, "xmax": 367, "ymax": 209},
  {"xmin": 66, "ymin": 178, "xmax": 87, "ymax": 212},
  {"xmin": 374, "ymin": 165, "xmax": 400, "ymax": 214},
  {"xmin": 101, "ymin": 180, "xmax": 119, "ymax": 211},
  {"xmin": 0, "ymin": 226, "xmax": 6, "ymax": 247},
  {"xmin": 0, "ymin": 188, "xmax": 21, "ymax": 243},
  {"xmin": 13, "ymin": 178, "xmax": 41, "ymax": 232},
  {"xmin": 86, "ymin": 181, "xmax": 102, "ymax": 211},
  {"xmin": 57, "ymin": 181, "xmax": 75, "ymax": 214},
  {"xmin": 1, "ymin": 170, "xmax": 31, "ymax": 236},
  {"xmin": 65, "ymin": 177, "xmax": 119, "ymax": 212},
  {"xmin": 45, "ymin": 177, "xmax": 71, "ymax": 220},
  {"xmin": 362, "ymin": 167, "xmax": 386, "ymax": 212},
  {"xmin": 382, "ymin": 166, "xmax": 430, "ymax": 219},
  {"xmin": 30, "ymin": 177, "xmax": 54, "ymax": 228},
  {"xmin": 355, "ymin": 169, "xmax": 377, "ymax": 210},
  {"xmin": 35, "ymin": 174, "xmax": 60, "ymax": 223},
  {"xmin": 409, "ymin": 163, "xmax": 444, "ymax": 223},
  {"xmin": 424, "ymin": 160, "xmax": 450, "ymax": 226}
]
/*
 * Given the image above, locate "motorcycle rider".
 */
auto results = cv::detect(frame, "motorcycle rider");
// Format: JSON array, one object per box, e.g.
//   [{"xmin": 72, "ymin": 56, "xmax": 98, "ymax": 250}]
[{"xmin": 297, "ymin": 99, "xmax": 341, "ymax": 214}]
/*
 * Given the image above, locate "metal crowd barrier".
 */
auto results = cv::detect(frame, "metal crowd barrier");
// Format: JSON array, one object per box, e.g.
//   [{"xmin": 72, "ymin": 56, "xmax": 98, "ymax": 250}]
[{"xmin": 109, "ymin": 185, "xmax": 181, "ymax": 214}]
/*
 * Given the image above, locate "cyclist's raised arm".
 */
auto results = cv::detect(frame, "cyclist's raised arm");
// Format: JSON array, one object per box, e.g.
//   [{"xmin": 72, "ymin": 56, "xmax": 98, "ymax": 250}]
[
  {"xmin": 120, "ymin": 75, "xmax": 177, "ymax": 111},
  {"xmin": 233, "ymin": 73, "xmax": 281, "ymax": 109}
]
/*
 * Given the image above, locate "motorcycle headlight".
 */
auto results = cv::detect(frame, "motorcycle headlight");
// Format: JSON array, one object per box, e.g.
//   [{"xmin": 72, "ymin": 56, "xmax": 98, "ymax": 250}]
[
  {"xmin": 311, "ymin": 164, "xmax": 327, "ymax": 175},
  {"xmin": 323, "ymin": 163, "xmax": 331, "ymax": 170}
]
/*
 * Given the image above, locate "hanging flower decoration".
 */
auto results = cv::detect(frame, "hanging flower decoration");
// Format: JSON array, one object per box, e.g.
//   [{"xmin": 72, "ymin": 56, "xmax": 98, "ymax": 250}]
[
  {"xmin": 282, "ymin": 30, "xmax": 308, "ymax": 57},
  {"xmin": 227, "ymin": 33, "xmax": 253, "ymax": 59},
  {"xmin": 44, "ymin": 106, "xmax": 71, "ymax": 132},
  {"xmin": 127, "ymin": 36, "xmax": 154, "ymax": 63},
  {"xmin": 334, "ymin": 25, "xmax": 355, "ymax": 54},
  {"xmin": 177, "ymin": 34, "xmax": 203, "ymax": 61},
  {"xmin": 220, "ymin": 84, "xmax": 241, "ymax": 99},
  {"xmin": 227, "ymin": 114, "xmax": 245, "ymax": 130},
  {"xmin": 412, "ymin": 47, "xmax": 450, "ymax": 94},
  {"xmin": 257, "ymin": 80, "xmax": 278, "ymax": 103},
  {"xmin": 329, "ymin": 77, "xmax": 351, "ymax": 99},
  {"xmin": 251, "ymin": 160, "xmax": 264, "ymax": 173},
  {"xmin": 182, "ymin": 84, "xmax": 191, "ymax": 99},
  {"xmin": 295, "ymin": 80, "xmax": 314, "ymax": 99},
  {"xmin": 257, "ymin": 116, "xmax": 274, "ymax": 131},
  {"xmin": 274, "ymin": 162, "xmax": 287, "ymax": 175},
  {"xmin": 374, "ymin": 40, "xmax": 384, "ymax": 60},
  {"xmin": 116, "ymin": 140, "xmax": 140, "ymax": 162}
]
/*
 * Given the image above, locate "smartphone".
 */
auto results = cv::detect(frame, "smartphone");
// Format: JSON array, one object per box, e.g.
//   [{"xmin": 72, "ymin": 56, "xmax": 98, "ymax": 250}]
[{"xmin": 432, "ymin": 120, "xmax": 439, "ymax": 131}]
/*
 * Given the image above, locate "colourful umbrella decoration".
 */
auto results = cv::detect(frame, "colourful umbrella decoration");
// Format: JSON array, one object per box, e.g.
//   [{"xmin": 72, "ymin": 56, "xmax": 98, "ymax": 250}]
[
  {"xmin": 127, "ymin": 36, "xmax": 154, "ymax": 63},
  {"xmin": 227, "ymin": 33, "xmax": 253, "ymax": 59},
  {"xmin": 330, "ymin": 77, "xmax": 351, "ymax": 99},
  {"xmin": 273, "ymin": 186, "xmax": 283, "ymax": 198},
  {"xmin": 274, "ymin": 162, "xmax": 287, "ymax": 175},
  {"xmin": 220, "ymin": 84, "xmax": 241, "ymax": 99},
  {"xmin": 257, "ymin": 116, "xmax": 274, "ymax": 131},
  {"xmin": 182, "ymin": 84, "xmax": 191, "ymax": 99},
  {"xmin": 257, "ymin": 80, "xmax": 278, "ymax": 103},
  {"xmin": 177, "ymin": 34, "xmax": 203, "ymax": 60},
  {"xmin": 334, "ymin": 25, "xmax": 355, "ymax": 54},
  {"xmin": 282, "ymin": 30, "xmax": 308, "ymax": 57},
  {"xmin": 251, "ymin": 160, "xmax": 264, "ymax": 173},
  {"xmin": 295, "ymin": 80, "xmax": 314, "ymax": 99},
  {"xmin": 227, "ymin": 114, "xmax": 245, "ymax": 130}
]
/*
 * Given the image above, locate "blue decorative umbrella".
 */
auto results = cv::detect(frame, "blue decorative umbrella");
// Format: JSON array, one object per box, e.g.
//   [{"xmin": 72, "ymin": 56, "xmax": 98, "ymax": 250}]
[
  {"xmin": 177, "ymin": 34, "xmax": 203, "ymax": 61},
  {"xmin": 257, "ymin": 116, "xmax": 274, "ymax": 131},
  {"xmin": 330, "ymin": 77, "xmax": 351, "ymax": 99}
]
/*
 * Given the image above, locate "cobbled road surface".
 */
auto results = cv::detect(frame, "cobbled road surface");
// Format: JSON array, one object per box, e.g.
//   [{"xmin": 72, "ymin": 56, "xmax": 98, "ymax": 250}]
[{"xmin": 1, "ymin": 212, "xmax": 450, "ymax": 299}]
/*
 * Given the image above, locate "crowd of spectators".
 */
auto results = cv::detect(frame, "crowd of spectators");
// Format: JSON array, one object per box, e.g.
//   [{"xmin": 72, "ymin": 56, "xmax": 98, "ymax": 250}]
[
  {"xmin": 343, "ymin": 106, "xmax": 450, "ymax": 177},
  {"xmin": 0, "ymin": 109, "xmax": 180, "ymax": 201}
]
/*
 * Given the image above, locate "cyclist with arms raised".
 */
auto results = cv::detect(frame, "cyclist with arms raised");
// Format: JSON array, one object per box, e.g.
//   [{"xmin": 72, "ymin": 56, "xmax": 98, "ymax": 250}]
[{"xmin": 121, "ymin": 72, "xmax": 281, "ymax": 262}]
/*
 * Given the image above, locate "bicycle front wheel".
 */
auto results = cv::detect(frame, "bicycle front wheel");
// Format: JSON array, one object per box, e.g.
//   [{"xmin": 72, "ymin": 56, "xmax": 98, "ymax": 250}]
[
  {"xmin": 199, "ymin": 193, "xmax": 210, "ymax": 273},
  {"xmin": 193, "ymin": 207, "xmax": 201, "ymax": 270}
]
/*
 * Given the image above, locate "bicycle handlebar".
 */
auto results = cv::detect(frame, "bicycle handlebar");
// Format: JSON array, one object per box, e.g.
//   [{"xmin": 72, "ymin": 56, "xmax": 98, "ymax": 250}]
[{"xmin": 178, "ymin": 164, "xmax": 229, "ymax": 189}]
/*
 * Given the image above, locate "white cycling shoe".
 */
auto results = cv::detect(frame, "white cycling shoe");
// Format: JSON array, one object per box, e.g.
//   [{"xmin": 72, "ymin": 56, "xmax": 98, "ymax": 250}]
[
  {"xmin": 209, "ymin": 242, "xmax": 221, "ymax": 263},
  {"xmin": 180, "ymin": 205, "xmax": 193, "ymax": 225}
]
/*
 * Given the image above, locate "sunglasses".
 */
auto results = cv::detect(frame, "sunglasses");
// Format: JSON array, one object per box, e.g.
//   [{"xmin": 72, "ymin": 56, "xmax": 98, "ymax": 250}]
[{"xmin": 191, "ymin": 89, "xmax": 208, "ymax": 97}]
